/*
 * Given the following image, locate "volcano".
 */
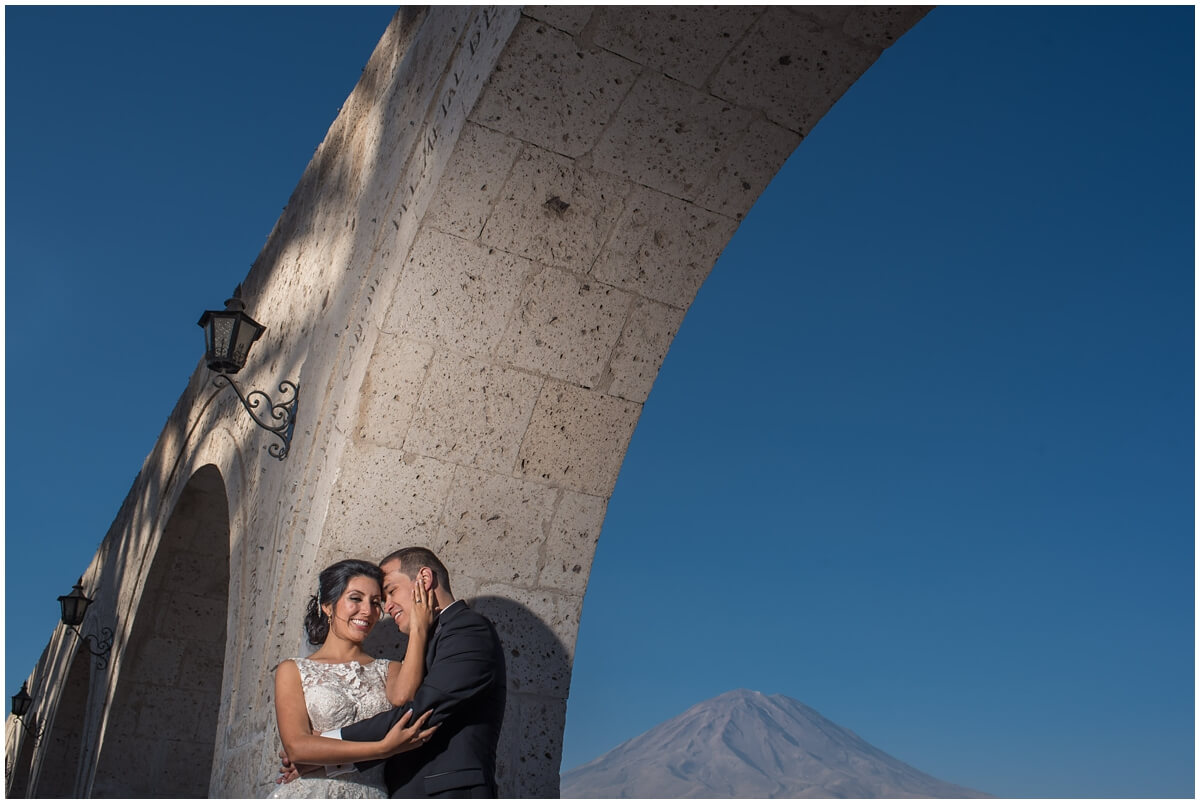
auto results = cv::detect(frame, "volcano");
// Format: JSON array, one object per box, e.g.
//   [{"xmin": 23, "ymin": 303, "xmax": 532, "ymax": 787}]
[{"xmin": 560, "ymin": 689, "xmax": 989, "ymax": 798}]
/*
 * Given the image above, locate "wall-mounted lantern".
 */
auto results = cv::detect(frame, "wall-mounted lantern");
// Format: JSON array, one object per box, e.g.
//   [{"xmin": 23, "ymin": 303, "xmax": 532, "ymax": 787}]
[
  {"xmin": 11, "ymin": 683, "xmax": 31, "ymax": 719},
  {"xmin": 198, "ymin": 286, "xmax": 299, "ymax": 459},
  {"xmin": 10, "ymin": 683, "xmax": 42, "ymax": 742},
  {"xmin": 58, "ymin": 579, "xmax": 113, "ymax": 669}
]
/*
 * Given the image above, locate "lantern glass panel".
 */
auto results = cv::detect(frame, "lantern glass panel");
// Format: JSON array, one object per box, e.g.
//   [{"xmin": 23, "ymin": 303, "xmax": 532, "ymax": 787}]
[
  {"xmin": 212, "ymin": 316, "xmax": 235, "ymax": 362},
  {"xmin": 232, "ymin": 319, "xmax": 264, "ymax": 370}
]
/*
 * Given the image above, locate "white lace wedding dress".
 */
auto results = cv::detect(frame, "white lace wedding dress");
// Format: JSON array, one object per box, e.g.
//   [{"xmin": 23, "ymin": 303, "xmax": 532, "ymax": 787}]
[{"xmin": 268, "ymin": 657, "xmax": 393, "ymax": 799}]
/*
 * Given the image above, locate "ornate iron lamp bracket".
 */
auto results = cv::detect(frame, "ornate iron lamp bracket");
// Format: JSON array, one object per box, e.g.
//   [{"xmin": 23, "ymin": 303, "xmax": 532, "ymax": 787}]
[
  {"xmin": 68, "ymin": 624, "xmax": 114, "ymax": 670},
  {"xmin": 213, "ymin": 374, "xmax": 299, "ymax": 460},
  {"xmin": 15, "ymin": 718, "xmax": 44, "ymax": 742}
]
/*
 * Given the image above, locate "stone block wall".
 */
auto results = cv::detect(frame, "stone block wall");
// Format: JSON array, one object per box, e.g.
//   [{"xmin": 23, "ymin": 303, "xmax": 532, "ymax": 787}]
[{"xmin": 5, "ymin": 6, "xmax": 928, "ymax": 797}]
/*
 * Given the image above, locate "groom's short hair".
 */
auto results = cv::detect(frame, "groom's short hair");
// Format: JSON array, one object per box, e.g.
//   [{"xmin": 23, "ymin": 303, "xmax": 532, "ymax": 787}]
[{"xmin": 381, "ymin": 546, "xmax": 453, "ymax": 594}]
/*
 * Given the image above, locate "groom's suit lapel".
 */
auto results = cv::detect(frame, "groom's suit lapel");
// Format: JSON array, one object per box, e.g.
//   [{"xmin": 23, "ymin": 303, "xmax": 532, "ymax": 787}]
[
  {"xmin": 425, "ymin": 624, "xmax": 439, "ymax": 667},
  {"xmin": 428, "ymin": 600, "xmax": 464, "ymax": 666}
]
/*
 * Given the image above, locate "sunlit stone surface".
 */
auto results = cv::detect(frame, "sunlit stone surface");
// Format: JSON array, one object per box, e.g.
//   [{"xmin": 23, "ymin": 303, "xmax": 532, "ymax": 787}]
[{"xmin": 5, "ymin": 6, "xmax": 927, "ymax": 797}]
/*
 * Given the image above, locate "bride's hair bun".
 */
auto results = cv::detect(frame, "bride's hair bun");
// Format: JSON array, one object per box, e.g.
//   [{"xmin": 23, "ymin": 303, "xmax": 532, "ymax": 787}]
[
  {"xmin": 304, "ymin": 594, "xmax": 328, "ymax": 644},
  {"xmin": 304, "ymin": 559, "xmax": 385, "ymax": 645}
]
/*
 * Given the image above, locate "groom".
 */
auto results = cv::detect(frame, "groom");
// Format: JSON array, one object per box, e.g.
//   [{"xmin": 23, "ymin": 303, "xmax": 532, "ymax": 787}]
[{"xmin": 288, "ymin": 547, "xmax": 507, "ymax": 797}]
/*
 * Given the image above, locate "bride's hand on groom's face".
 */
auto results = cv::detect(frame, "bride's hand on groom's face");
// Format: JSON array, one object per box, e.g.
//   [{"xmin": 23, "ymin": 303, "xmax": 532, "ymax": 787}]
[
  {"xmin": 382, "ymin": 708, "xmax": 439, "ymax": 755},
  {"xmin": 408, "ymin": 583, "xmax": 436, "ymax": 634}
]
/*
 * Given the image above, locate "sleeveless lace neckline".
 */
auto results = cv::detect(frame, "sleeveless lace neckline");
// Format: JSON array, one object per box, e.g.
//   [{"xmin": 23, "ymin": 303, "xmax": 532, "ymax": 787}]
[
  {"xmin": 289, "ymin": 656, "xmax": 393, "ymax": 734},
  {"xmin": 268, "ymin": 655, "xmax": 393, "ymax": 799}
]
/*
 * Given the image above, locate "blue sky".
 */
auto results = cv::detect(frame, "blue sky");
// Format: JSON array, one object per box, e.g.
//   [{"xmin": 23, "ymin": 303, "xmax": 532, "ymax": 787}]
[{"xmin": 5, "ymin": 6, "xmax": 1193, "ymax": 799}]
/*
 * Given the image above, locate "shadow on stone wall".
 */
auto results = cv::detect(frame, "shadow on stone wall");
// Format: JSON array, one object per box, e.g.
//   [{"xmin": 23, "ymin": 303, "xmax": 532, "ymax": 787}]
[
  {"xmin": 364, "ymin": 593, "xmax": 569, "ymax": 797},
  {"xmin": 34, "ymin": 648, "xmax": 92, "ymax": 797},
  {"xmin": 92, "ymin": 465, "xmax": 230, "ymax": 797},
  {"xmin": 6, "ymin": 713, "xmax": 38, "ymax": 797}
]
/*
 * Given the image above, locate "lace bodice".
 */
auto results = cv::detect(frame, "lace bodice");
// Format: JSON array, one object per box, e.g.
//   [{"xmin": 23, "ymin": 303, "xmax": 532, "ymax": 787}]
[
  {"xmin": 266, "ymin": 656, "xmax": 393, "ymax": 798},
  {"xmin": 292, "ymin": 657, "xmax": 393, "ymax": 732}
]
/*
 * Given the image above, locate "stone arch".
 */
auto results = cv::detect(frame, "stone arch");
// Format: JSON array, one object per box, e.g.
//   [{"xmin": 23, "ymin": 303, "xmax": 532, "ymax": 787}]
[
  {"xmin": 30, "ymin": 648, "xmax": 92, "ymax": 797},
  {"xmin": 6, "ymin": 709, "xmax": 43, "ymax": 798},
  {"xmin": 8, "ymin": 8, "xmax": 934, "ymax": 798},
  {"xmin": 90, "ymin": 465, "xmax": 230, "ymax": 797},
  {"xmin": 6, "ymin": 727, "xmax": 35, "ymax": 798},
  {"xmin": 314, "ymin": 7, "xmax": 930, "ymax": 795}
]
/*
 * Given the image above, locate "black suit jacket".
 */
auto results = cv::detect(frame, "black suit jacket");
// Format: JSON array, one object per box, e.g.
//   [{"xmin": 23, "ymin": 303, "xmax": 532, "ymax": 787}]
[{"xmin": 341, "ymin": 601, "xmax": 506, "ymax": 797}]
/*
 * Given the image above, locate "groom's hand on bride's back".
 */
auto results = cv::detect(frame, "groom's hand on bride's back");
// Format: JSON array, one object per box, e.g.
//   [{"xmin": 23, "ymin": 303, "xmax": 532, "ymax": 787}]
[{"xmin": 276, "ymin": 749, "xmax": 300, "ymax": 784}]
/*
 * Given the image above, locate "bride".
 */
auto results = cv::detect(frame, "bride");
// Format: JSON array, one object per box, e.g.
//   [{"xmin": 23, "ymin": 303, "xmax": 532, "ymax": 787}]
[{"xmin": 268, "ymin": 558, "xmax": 437, "ymax": 798}]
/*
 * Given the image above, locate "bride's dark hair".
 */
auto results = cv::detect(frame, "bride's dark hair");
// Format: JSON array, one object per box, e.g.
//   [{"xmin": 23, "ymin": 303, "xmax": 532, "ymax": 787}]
[{"xmin": 304, "ymin": 559, "xmax": 384, "ymax": 645}]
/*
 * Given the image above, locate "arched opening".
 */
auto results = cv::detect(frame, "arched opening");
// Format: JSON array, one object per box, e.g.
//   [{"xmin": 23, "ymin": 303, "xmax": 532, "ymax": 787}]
[
  {"xmin": 5, "ymin": 721, "xmax": 37, "ymax": 798},
  {"xmin": 31, "ymin": 648, "xmax": 91, "ymax": 797},
  {"xmin": 90, "ymin": 465, "xmax": 230, "ymax": 797},
  {"xmin": 559, "ymin": 6, "xmax": 1192, "ymax": 799},
  {"xmin": 325, "ymin": 7, "xmax": 931, "ymax": 796}
]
